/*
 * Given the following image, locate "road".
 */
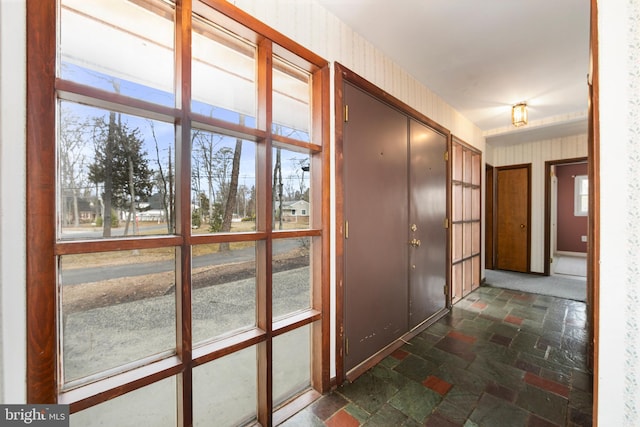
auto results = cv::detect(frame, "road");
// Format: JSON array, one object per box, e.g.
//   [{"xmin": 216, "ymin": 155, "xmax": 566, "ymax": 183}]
[{"xmin": 61, "ymin": 238, "xmax": 302, "ymax": 285}]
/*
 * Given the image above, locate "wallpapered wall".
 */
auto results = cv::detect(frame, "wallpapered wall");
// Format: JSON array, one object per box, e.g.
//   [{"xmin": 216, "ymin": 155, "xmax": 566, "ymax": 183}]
[{"xmin": 623, "ymin": 1, "xmax": 640, "ymax": 424}]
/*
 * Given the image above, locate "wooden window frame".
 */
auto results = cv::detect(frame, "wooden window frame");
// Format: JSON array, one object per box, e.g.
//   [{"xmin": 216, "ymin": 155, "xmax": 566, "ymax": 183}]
[
  {"xmin": 450, "ymin": 136, "xmax": 482, "ymax": 305},
  {"xmin": 26, "ymin": 1, "xmax": 330, "ymax": 425}
]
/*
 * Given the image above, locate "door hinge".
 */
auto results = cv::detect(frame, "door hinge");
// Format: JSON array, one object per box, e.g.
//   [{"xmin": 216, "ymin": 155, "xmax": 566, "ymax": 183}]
[
  {"xmin": 443, "ymin": 284, "xmax": 448, "ymax": 296},
  {"xmin": 444, "ymin": 151, "xmax": 449, "ymax": 161},
  {"xmin": 550, "ymin": 257, "xmax": 553, "ymax": 264},
  {"xmin": 344, "ymin": 104, "xmax": 349, "ymax": 122},
  {"xmin": 345, "ymin": 337, "xmax": 349, "ymax": 355},
  {"xmin": 345, "ymin": 220, "xmax": 349, "ymax": 239},
  {"xmin": 444, "ymin": 218, "xmax": 449, "ymax": 229}
]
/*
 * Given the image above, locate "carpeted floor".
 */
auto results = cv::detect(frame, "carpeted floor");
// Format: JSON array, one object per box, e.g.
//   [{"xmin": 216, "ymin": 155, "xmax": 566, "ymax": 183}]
[{"xmin": 484, "ymin": 269, "xmax": 587, "ymax": 302}]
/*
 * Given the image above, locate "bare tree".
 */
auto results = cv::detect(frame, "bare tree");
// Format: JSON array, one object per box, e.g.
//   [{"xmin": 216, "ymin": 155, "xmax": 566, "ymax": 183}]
[
  {"xmin": 149, "ymin": 121, "xmax": 174, "ymax": 233},
  {"xmin": 218, "ymin": 135, "xmax": 243, "ymax": 251},
  {"xmin": 192, "ymin": 130, "xmax": 223, "ymax": 226},
  {"xmin": 272, "ymin": 147, "xmax": 284, "ymax": 230},
  {"xmin": 59, "ymin": 107, "xmax": 91, "ymax": 227}
]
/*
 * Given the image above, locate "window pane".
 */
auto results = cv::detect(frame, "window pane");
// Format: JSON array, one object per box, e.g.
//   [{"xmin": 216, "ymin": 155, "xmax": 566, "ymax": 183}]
[
  {"xmin": 272, "ymin": 148, "xmax": 311, "ymax": 230},
  {"xmin": 59, "ymin": 0, "xmax": 175, "ymax": 107},
  {"xmin": 273, "ymin": 325, "xmax": 311, "ymax": 407},
  {"xmin": 70, "ymin": 376, "xmax": 176, "ymax": 427},
  {"xmin": 60, "ymin": 249, "xmax": 176, "ymax": 385},
  {"xmin": 193, "ymin": 346, "xmax": 257, "ymax": 427},
  {"xmin": 192, "ymin": 16, "xmax": 257, "ymax": 127},
  {"xmin": 574, "ymin": 175, "xmax": 588, "ymax": 216},
  {"xmin": 58, "ymin": 101, "xmax": 175, "ymax": 240},
  {"xmin": 272, "ymin": 57, "xmax": 311, "ymax": 142},
  {"xmin": 192, "ymin": 243, "xmax": 256, "ymax": 345},
  {"xmin": 273, "ymin": 237, "xmax": 311, "ymax": 320},
  {"xmin": 191, "ymin": 130, "xmax": 257, "ymax": 233}
]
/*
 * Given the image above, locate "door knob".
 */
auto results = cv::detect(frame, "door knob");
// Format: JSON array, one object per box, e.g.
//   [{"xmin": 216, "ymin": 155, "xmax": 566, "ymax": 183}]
[
  {"xmin": 410, "ymin": 238, "xmax": 421, "ymax": 247},
  {"xmin": 520, "ymin": 224, "xmax": 525, "ymax": 229}
]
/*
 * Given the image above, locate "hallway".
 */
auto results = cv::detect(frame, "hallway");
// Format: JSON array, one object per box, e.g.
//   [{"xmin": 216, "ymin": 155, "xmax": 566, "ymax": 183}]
[{"xmin": 282, "ymin": 286, "xmax": 592, "ymax": 426}]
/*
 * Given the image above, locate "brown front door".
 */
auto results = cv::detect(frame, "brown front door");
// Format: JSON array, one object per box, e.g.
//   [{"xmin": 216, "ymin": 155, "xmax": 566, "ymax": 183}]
[
  {"xmin": 408, "ymin": 119, "xmax": 447, "ymax": 329},
  {"xmin": 496, "ymin": 165, "xmax": 531, "ymax": 272},
  {"xmin": 343, "ymin": 83, "xmax": 409, "ymax": 372}
]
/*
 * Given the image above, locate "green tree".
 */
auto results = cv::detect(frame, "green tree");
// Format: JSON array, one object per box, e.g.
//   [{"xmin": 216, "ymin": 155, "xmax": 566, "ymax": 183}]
[{"xmin": 88, "ymin": 116, "xmax": 153, "ymax": 236}]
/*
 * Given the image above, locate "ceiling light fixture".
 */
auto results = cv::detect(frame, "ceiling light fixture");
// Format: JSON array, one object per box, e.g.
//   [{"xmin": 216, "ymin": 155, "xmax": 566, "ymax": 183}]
[{"xmin": 511, "ymin": 103, "xmax": 528, "ymax": 127}]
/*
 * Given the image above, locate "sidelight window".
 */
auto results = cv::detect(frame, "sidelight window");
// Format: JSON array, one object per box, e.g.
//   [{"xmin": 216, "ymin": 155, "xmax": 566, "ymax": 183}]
[{"xmin": 28, "ymin": 0, "xmax": 329, "ymax": 424}]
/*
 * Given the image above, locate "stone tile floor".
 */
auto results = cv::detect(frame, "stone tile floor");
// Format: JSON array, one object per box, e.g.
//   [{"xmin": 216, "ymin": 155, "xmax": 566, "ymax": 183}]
[{"xmin": 281, "ymin": 286, "xmax": 593, "ymax": 426}]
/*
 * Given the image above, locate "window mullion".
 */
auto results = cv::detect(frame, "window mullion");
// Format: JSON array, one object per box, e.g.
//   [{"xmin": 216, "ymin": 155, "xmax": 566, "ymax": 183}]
[
  {"xmin": 256, "ymin": 36, "xmax": 273, "ymax": 427},
  {"xmin": 175, "ymin": 1, "xmax": 193, "ymax": 426}
]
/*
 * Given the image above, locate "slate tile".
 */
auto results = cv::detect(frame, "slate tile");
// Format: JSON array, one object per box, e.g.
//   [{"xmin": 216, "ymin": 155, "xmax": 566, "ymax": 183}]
[
  {"xmin": 490, "ymin": 333, "xmax": 513, "ymax": 346},
  {"xmin": 361, "ymin": 403, "xmax": 406, "ymax": 427},
  {"xmin": 434, "ymin": 399, "xmax": 474, "ymax": 425},
  {"xmin": 393, "ymin": 354, "xmax": 439, "ymax": 383},
  {"xmin": 311, "ymin": 392, "xmax": 349, "ymax": 420},
  {"xmin": 435, "ymin": 336, "xmax": 476, "ymax": 362},
  {"xmin": 467, "ymin": 356, "xmax": 525, "ymax": 391},
  {"xmin": 423, "ymin": 375, "xmax": 453, "ymax": 396},
  {"xmin": 469, "ymin": 393, "xmax": 529, "ymax": 426},
  {"xmin": 435, "ymin": 365, "xmax": 488, "ymax": 396},
  {"xmin": 524, "ymin": 372, "xmax": 570, "ymax": 398},
  {"xmin": 389, "ymin": 381, "xmax": 442, "ymax": 423},
  {"xmin": 424, "ymin": 413, "xmax": 460, "ymax": 427},
  {"xmin": 515, "ymin": 384, "xmax": 568, "ymax": 426},
  {"xmin": 568, "ymin": 406, "xmax": 593, "ymax": 427},
  {"xmin": 485, "ymin": 382, "xmax": 517, "ymax": 402},
  {"xmin": 344, "ymin": 403, "xmax": 370, "ymax": 423},
  {"xmin": 337, "ymin": 371, "xmax": 399, "ymax": 414},
  {"xmin": 527, "ymin": 413, "xmax": 561, "ymax": 427},
  {"xmin": 325, "ymin": 409, "xmax": 360, "ymax": 427}
]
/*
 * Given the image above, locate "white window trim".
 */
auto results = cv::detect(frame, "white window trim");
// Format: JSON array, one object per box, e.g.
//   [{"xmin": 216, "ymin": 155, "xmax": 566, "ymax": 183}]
[{"xmin": 575, "ymin": 174, "xmax": 588, "ymax": 216}]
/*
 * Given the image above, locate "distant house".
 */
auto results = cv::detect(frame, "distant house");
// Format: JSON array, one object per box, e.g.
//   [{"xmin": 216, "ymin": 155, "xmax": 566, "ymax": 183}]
[
  {"xmin": 279, "ymin": 200, "xmax": 310, "ymax": 222},
  {"xmin": 136, "ymin": 193, "xmax": 167, "ymax": 222}
]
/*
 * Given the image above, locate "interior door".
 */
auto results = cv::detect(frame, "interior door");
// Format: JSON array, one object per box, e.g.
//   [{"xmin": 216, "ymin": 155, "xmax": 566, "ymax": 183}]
[
  {"xmin": 343, "ymin": 83, "xmax": 408, "ymax": 372},
  {"xmin": 408, "ymin": 119, "xmax": 447, "ymax": 329},
  {"xmin": 496, "ymin": 165, "xmax": 531, "ymax": 272}
]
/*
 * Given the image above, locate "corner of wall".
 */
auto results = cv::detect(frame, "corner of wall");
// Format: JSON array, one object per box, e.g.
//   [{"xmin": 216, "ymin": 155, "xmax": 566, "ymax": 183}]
[{"xmin": 0, "ymin": 0, "xmax": 28, "ymax": 404}]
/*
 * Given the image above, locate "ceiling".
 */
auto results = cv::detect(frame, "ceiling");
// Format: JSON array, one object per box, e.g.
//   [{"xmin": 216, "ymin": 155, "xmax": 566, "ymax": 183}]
[{"xmin": 315, "ymin": 0, "xmax": 591, "ymax": 146}]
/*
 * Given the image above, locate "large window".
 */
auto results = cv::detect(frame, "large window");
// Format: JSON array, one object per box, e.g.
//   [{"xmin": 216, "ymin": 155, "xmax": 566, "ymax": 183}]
[{"xmin": 27, "ymin": 1, "xmax": 329, "ymax": 425}]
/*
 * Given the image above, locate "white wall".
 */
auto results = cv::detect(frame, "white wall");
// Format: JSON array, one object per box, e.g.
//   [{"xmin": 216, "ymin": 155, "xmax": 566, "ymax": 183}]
[
  {"xmin": 486, "ymin": 135, "xmax": 588, "ymax": 273},
  {"xmin": 0, "ymin": 0, "xmax": 27, "ymax": 404},
  {"xmin": 596, "ymin": 1, "xmax": 640, "ymax": 425}
]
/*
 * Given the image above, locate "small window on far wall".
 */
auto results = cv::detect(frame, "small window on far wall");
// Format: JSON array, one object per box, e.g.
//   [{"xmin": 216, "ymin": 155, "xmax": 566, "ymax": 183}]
[{"xmin": 575, "ymin": 175, "xmax": 588, "ymax": 216}]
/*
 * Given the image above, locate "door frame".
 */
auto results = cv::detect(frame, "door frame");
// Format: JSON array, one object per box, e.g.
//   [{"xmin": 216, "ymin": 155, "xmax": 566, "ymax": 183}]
[
  {"xmin": 485, "ymin": 163, "xmax": 495, "ymax": 270},
  {"xmin": 494, "ymin": 163, "xmax": 532, "ymax": 273},
  {"xmin": 544, "ymin": 157, "xmax": 588, "ymax": 276},
  {"xmin": 334, "ymin": 63, "xmax": 451, "ymax": 384}
]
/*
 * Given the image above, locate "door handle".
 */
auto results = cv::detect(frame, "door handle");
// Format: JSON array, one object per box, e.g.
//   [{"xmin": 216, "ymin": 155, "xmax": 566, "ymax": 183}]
[{"xmin": 410, "ymin": 238, "xmax": 421, "ymax": 247}]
